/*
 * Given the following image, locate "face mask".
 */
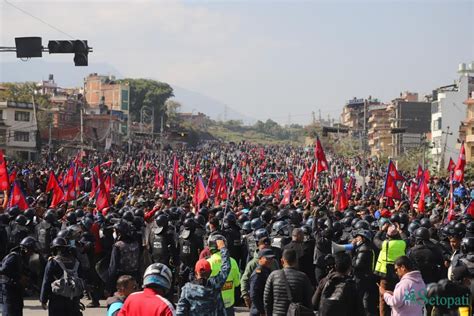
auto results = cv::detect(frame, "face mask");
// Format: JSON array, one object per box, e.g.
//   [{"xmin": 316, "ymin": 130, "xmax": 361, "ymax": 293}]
[{"xmin": 113, "ymin": 232, "xmax": 118, "ymax": 240}]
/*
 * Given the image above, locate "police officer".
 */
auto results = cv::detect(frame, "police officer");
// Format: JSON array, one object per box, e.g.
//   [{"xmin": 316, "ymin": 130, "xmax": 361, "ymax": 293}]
[
  {"xmin": 178, "ymin": 218, "xmax": 203, "ymax": 287},
  {"xmin": 0, "ymin": 213, "xmax": 9, "ymax": 260},
  {"xmin": 222, "ymin": 212, "xmax": 242, "ymax": 266},
  {"xmin": 407, "ymin": 227, "xmax": 445, "ymax": 284},
  {"xmin": 352, "ymin": 229, "xmax": 378, "ymax": 316},
  {"xmin": 149, "ymin": 214, "xmax": 179, "ymax": 268},
  {"xmin": 40, "ymin": 237, "xmax": 83, "ymax": 315},
  {"xmin": 35, "ymin": 209, "xmax": 60, "ymax": 261},
  {"xmin": 107, "ymin": 220, "xmax": 140, "ymax": 293},
  {"xmin": 9, "ymin": 215, "xmax": 30, "ymax": 250},
  {"xmin": 249, "ymin": 248, "xmax": 275, "ymax": 316},
  {"xmin": 0, "ymin": 236, "xmax": 37, "ymax": 316},
  {"xmin": 242, "ymin": 218, "xmax": 262, "ymax": 264}
]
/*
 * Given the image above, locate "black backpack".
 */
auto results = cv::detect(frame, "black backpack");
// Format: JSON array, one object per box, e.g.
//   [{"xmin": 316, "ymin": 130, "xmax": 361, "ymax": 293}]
[{"xmin": 319, "ymin": 273, "xmax": 354, "ymax": 315}]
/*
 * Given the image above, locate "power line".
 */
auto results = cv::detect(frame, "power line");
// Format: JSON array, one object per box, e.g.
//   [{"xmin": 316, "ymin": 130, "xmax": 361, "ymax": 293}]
[{"xmin": 3, "ymin": 0, "xmax": 75, "ymax": 39}]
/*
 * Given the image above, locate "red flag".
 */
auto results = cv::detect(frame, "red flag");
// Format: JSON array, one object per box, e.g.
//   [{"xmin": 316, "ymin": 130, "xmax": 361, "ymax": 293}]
[
  {"xmin": 466, "ymin": 200, "xmax": 474, "ymax": 218},
  {"xmin": 281, "ymin": 185, "xmax": 291, "ymax": 205},
  {"xmin": 387, "ymin": 160, "xmax": 405, "ymax": 181},
  {"xmin": 334, "ymin": 176, "xmax": 348, "ymax": 211},
  {"xmin": 417, "ymin": 170, "xmax": 430, "ymax": 213},
  {"xmin": 416, "ymin": 165, "xmax": 423, "ymax": 182},
  {"xmin": 215, "ymin": 177, "xmax": 228, "ymax": 205},
  {"xmin": 287, "ymin": 171, "xmax": 296, "ymax": 188},
  {"xmin": 73, "ymin": 150, "xmax": 86, "ymax": 168},
  {"xmin": 104, "ymin": 174, "xmax": 113, "ymax": 194},
  {"xmin": 453, "ymin": 142, "xmax": 466, "ymax": 183},
  {"xmin": 95, "ymin": 179, "xmax": 110, "ymax": 211},
  {"xmin": 63, "ymin": 166, "xmax": 76, "ymax": 202},
  {"xmin": 383, "ymin": 174, "xmax": 401, "ymax": 200},
  {"xmin": 9, "ymin": 181, "xmax": 29, "ymax": 210},
  {"xmin": 101, "ymin": 160, "xmax": 113, "ymax": 169},
  {"xmin": 90, "ymin": 174, "xmax": 97, "ymax": 198},
  {"xmin": 0, "ymin": 151, "xmax": 9, "ymax": 191},
  {"xmin": 315, "ymin": 137, "xmax": 329, "ymax": 173},
  {"xmin": 193, "ymin": 176, "xmax": 208, "ymax": 210},
  {"xmin": 45, "ymin": 171, "xmax": 64, "ymax": 208},
  {"xmin": 8, "ymin": 169, "xmax": 17, "ymax": 185},
  {"xmin": 172, "ymin": 156, "xmax": 182, "ymax": 200},
  {"xmin": 263, "ymin": 179, "xmax": 280, "ymax": 196},
  {"xmin": 232, "ymin": 171, "xmax": 243, "ymax": 196},
  {"xmin": 447, "ymin": 158, "xmax": 455, "ymax": 173},
  {"xmin": 346, "ymin": 177, "xmax": 355, "ymax": 197},
  {"xmin": 408, "ymin": 181, "xmax": 418, "ymax": 208}
]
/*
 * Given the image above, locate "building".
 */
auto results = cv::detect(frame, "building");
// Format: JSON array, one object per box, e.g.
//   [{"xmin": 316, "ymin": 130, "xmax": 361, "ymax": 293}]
[
  {"xmin": 0, "ymin": 101, "xmax": 38, "ymax": 160},
  {"xmin": 36, "ymin": 74, "xmax": 58, "ymax": 95},
  {"xmin": 464, "ymin": 92, "xmax": 474, "ymax": 164},
  {"xmin": 431, "ymin": 63, "xmax": 474, "ymax": 171},
  {"xmin": 386, "ymin": 92, "xmax": 431, "ymax": 158},
  {"xmin": 83, "ymin": 73, "xmax": 130, "ymax": 135},
  {"xmin": 178, "ymin": 112, "xmax": 209, "ymax": 129},
  {"xmin": 340, "ymin": 97, "xmax": 381, "ymax": 137},
  {"xmin": 367, "ymin": 103, "xmax": 391, "ymax": 157}
]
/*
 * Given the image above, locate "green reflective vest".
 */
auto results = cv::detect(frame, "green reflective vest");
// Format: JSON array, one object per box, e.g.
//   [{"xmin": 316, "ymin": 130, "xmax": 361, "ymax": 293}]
[
  {"xmin": 374, "ymin": 239, "xmax": 406, "ymax": 275},
  {"xmin": 208, "ymin": 252, "xmax": 241, "ymax": 308}
]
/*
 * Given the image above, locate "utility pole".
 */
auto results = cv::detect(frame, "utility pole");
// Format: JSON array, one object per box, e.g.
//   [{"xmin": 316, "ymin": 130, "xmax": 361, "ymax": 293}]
[
  {"xmin": 80, "ymin": 107, "xmax": 84, "ymax": 145},
  {"xmin": 361, "ymin": 99, "xmax": 368, "ymax": 194},
  {"xmin": 440, "ymin": 126, "xmax": 452, "ymax": 171},
  {"xmin": 160, "ymin": 115, "xmax": 164, "ymax": 151}
]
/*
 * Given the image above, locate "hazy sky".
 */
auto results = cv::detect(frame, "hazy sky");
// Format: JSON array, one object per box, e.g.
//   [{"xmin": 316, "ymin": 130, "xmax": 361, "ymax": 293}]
[{"xmin": 1, "ymin": 0, "xmax": 473, "ymax": 124}]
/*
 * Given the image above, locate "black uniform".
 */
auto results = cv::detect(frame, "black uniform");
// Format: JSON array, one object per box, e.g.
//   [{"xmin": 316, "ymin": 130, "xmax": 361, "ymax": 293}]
[
  {"xmin": 352, "ymin": 241, "xmax": 378, "ymax": 316},
  {"xmin": 0, "ymin": 247, "xmax": 30, "ymax": 316},
  {"xmin": 249, "ymin": 265, "xmax": 271, "ymax": 316},
  {"xmin": 40, "ymin": 255, "xmax": 82, "ymax": 316},
  {"xmin": 408, "ymin": 241, "xmax": 445, "ymax": 284},
  {"xmin": 178, "ymin": 229, "xmax": 203, "ymax": 287},
  {"xmin": 35, "ymin": 221, "xmax": 59, "ymax": 260},
  {"xmin": 150, "ymin": 227, "xmax": 179, "ymax": 267},
  {"xmin": 223, "ymin": 225, "xmax": 242, "ymax": 265},
  {"xmin": 108, "ymin": 237, "xmax": 140, "ymax": 292}
]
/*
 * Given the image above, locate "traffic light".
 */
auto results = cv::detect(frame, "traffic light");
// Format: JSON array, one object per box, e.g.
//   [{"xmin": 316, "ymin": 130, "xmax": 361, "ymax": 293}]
[
  {"xmin": 73, "ymin": 40, "xmax": 88, "ymax": 66},
  {"xmin": 48, "ymin": 40, "xmax": 75, "ymax": 53},
  {"xmin": 48, "ymin": 40, "xmax": 89, "ymax": 66}
]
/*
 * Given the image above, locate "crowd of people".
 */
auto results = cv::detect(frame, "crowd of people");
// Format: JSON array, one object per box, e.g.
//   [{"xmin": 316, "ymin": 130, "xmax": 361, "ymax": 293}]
[{"xmin": 0, "ymin": 141, "xmax": 473, "ymax": 316}]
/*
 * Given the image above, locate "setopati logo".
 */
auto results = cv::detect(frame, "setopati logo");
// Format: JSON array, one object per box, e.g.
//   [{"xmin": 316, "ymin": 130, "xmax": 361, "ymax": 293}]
[{"xmin": 403, "ymin": 289, "xmax": 470, "ymax": 309}]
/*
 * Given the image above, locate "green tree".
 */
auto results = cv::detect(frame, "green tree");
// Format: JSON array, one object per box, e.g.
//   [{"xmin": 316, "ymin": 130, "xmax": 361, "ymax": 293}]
[{"xmin": 117, "ymin": 79, "xmax": 174, "ymax": 132}]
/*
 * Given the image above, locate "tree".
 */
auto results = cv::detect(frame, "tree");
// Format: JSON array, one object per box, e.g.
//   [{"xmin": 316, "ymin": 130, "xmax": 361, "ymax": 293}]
[
  {"xmin": 117, "ymin": 79, "xmax": 174, "ymax": 132},
  {"xmin": 165, "ymin": 99, "xmax": 182, "ymax": 127}
]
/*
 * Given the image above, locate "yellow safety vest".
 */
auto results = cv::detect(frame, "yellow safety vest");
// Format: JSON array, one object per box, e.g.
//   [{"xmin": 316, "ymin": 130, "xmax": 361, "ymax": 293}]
[
  {"xmin": 208, "ymin": 252, "xmax": 241, "ymax": 308},
  {"xmin": 374, "ymin": 239, "xmax": 406, "ymax": 276}
]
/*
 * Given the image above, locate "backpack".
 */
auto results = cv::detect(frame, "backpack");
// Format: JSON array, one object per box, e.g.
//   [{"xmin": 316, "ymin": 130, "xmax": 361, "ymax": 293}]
[
  {"xmin": 50, "ymin": 258, "xmax": 85, "ymax": 299},
  {"xmin": 319, "ymin": 274, "xmax": 354, "ymax": 315}
]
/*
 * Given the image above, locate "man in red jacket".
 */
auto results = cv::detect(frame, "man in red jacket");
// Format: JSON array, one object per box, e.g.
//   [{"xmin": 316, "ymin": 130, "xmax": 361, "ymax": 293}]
[{"xmin": 118, "ymin": 263, "xmax": 175, "ymax": 316}]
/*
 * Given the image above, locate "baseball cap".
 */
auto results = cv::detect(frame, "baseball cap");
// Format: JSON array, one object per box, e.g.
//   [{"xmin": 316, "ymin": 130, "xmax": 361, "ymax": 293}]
[
  {"xmin": 258, "ymin": 248, "xmax": 276, "ymax": 259},
  {"xmin": 195, "ymin": 259, "xmax": 211, "ymax": 274}
]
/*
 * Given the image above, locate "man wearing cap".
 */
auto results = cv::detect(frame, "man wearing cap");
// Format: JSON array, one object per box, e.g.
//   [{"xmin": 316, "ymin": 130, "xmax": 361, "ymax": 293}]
[
  {"xmin": 176, "ymin": 238, "xmax": 229, "ymax": 316},
  {"xmin": 240, "ymin": 237, "xmax": 280, "ymax": 308},
  {"xmin": 374, "ymin": 224, "xmax": 406, "ymax": 316},
  {"xmin": 207, "ymin": 234, "xmax": 240, "ymax": 316},
  {"xmin": 249, "ymin": 248, "xmax": 275, "ymax": 316}
]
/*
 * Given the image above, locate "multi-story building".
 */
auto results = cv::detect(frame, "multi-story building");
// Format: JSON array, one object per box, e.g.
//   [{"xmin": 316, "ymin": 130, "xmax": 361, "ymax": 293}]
[
  {"xmin": 340, "ymin": 96, "xmax": 381, "ymax": 137},
  {"xmin": 83, "ymin": 73, "xmax": 130, "ymax": 135},
  {"xmin": 464, "ymin": 92, "xmax": 474, "ymax": 164},
  {"xmin": 367, "ymin": 103, "xmax": 391, "ymax": 157},
  {"xmin": 387, "ymin": 92, "xmax": 431, "ymax": 157},
  {"xmin": 0, "ymin": 101, "xmax": 38, "ymax": 160},
  {"xmin": 431, "ymin": 63, "xmax": 474, "ymax": 171}
]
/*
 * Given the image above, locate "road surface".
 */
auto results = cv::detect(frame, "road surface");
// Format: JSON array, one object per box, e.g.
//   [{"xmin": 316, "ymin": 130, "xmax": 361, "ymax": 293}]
[{"xmin": 22, "ymin": 298, "xmax": 250, "ymax": 315}]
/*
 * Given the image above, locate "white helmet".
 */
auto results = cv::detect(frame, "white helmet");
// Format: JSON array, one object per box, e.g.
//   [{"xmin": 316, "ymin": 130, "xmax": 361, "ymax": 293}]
[{"xmin": 143, "ymin": 263, "xmax": 172, "ymax": 291}]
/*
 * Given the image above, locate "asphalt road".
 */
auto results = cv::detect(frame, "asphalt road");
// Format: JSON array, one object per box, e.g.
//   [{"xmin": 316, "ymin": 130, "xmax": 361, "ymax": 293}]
[{"xmin": 22, "ymin": 298, "xmax": 250, "ymax": 315}]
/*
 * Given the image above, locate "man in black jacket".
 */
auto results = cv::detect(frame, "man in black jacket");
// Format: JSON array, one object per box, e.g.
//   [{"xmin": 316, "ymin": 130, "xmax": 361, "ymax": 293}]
[
  {"xmin": 313, "ymin": 252, "xmax": 363, "ymax": 316},
  {"xmin": 263, "ymin": 249, "xmax": 313, "ymax": 316},
  {"xmin": 352, "ymin": 229, "xmax": 378, "ymax": 316}
]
